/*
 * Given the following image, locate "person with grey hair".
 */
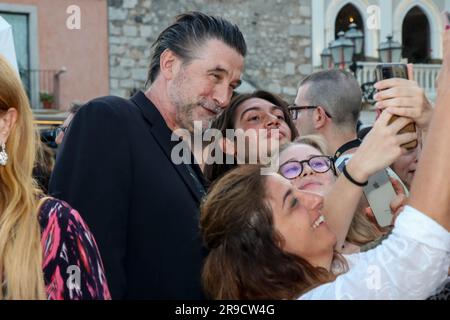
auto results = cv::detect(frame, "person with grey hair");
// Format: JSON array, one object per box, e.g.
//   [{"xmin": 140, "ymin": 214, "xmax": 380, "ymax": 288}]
[{"xmin": 49, "ymin": 11, "xmax": 246, "ymax": 299}]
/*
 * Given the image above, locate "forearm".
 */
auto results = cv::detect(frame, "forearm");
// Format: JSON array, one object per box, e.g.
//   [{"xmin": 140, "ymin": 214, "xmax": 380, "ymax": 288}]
[
  {"xmin": 324, "ymin": 159, "xmax": 368, "ymax": 251},
  {"xmin": 300, "ymin": 206, "xmax": 450, "ymax": 300},
  {"xmin": 409, "ymin": 89, "xmax": 450, "ymax": 230}
]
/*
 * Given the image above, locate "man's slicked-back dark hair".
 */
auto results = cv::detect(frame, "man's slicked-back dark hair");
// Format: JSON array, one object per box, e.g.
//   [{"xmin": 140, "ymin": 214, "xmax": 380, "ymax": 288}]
[{"xmin": 146, "ymin": 11, "xmax": 247, "ymax": 87}]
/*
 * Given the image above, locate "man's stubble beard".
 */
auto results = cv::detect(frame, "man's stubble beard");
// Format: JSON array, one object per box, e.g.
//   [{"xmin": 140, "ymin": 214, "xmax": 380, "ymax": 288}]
[{"xmin": 168, "ymin": 71, "xmax": 197, "ymax": 133}]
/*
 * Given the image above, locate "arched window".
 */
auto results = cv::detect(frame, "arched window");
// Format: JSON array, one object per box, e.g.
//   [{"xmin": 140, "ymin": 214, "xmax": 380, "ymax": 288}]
[
  {"xmin": 402, "ymin": 6, "xmax": 430, "ymax": 63},
  {"xmin": 335, "ymin": 3, "xmax": 365, "ymax": 59}
]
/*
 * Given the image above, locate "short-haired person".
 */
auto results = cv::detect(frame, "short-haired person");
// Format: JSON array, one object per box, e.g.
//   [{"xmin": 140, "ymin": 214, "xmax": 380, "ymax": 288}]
[
  {"xmin": 291, "ymin": 69, "xmax": 431, "ymax": 186},
  {"xmin": 0, "ymin": 55, "xmax": 110, "ymax": 299},
  {"xmin": 49, "ymin": 12, "xmax": 246, "ymax": 299}
]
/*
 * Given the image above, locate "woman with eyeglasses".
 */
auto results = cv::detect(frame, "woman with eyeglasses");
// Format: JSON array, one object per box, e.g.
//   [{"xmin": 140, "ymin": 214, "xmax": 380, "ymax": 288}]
[
  {"xmin": 201, "ymin": 162, "xmax": 449, "ymax": 299},
  {"xmin": 203, "ymin": 90, "xmax": 298, "ymax": 183},
  {"xmin": 277, "ymin": 109, "xmax": 417, "ymax": 254},
  {"xmin": 0, "ymin": 55, "xmax": 110, "ymax": 299}
]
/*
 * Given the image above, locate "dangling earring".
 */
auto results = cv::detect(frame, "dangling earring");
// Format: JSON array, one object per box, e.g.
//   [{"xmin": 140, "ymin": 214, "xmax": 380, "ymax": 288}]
[{"xmin": 0, "ymin": 142, "xmax": 8, "ymax": 166}]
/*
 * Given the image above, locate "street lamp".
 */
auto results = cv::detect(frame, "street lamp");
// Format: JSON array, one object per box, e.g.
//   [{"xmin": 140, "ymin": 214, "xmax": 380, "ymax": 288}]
[
  {"xmin": 345, "ymin": 23, "xmax": 364, "ymax": 56},
  {"xmin": 345, "ymin": 23, "xmax": 364, "ymax": 76},
  {"xmin": 320, "ymin": 44, "xmax": 333, "ymax": 70},
  {"xmin": 378, "ymin": 36, "xmax": 403, "ymax": 63},
  {"xmin": 330, "ymin": 31, "xmax": 355, "ymax": 69}
]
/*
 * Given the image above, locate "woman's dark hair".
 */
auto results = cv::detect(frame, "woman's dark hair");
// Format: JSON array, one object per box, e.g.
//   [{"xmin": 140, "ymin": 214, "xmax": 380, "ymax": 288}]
[
  {"xmin": 200, "ymin": 165, "xmax": 343, "ymax": 299},
  {"xmin": 146, "ymin": 11, "xmax": 247, "ymax": 86},
  {"xmin": 203, "ymin": 90, "xmax": 298, "ymax": 184}
]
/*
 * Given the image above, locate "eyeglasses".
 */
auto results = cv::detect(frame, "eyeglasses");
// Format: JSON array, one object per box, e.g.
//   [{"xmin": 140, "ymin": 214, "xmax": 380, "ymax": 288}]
[
  {"xmin": 279, "ymin": 155, "xmax": 335, "ymax": 180},
  {"xmin": 54, "ymin": 126, "xmax": 68, "ymax": 137},
  {"xmin": 288, "ymin": 104, "xmax": 333, "ymax": 120}
]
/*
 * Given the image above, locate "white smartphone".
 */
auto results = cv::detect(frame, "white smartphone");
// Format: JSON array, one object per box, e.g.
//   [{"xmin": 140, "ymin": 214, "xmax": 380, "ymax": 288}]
[{"xmin": 363, "ymin": 169, "xmax": 396, "ymax": 227}]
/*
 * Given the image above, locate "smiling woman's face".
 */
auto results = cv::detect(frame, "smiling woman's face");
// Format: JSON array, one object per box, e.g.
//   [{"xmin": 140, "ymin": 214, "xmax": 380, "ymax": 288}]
[
  {"xmin": 265, "ymin": 173, "xmax": 336, "ymax": 264},
  {"xmin": 279, "ymin": 144, "xmax": 336, "ymax": 196}
]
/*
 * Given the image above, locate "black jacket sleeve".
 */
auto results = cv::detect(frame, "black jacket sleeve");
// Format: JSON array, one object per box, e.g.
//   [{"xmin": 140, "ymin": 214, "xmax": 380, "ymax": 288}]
[{"xmin": 49, "ymin": 98, "xmax": 131, "ymax": 299}]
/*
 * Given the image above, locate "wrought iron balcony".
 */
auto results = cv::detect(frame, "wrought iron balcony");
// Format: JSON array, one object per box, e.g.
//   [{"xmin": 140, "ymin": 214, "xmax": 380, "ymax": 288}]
[{"xmin": 19, "ymin": 67, "xmax": 66, "ymax": 109}]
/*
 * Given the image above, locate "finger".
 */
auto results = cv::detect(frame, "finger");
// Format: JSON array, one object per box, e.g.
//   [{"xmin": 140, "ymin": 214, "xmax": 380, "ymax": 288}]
[
  {"xmin": 364, "ymin": 207, "xmax": 377, "ymax": 225},
  {"xmin": 391, "ymin": 198, "xmax": 406, "ymax": 224},
  {"xmin": 396, "ymin": 131, "xmax": 418, "ymax": 145},
  {"xmin": 383, "ymin": 105, "xmax": 421, "ymax": 119},
  {"xmin": 387, "ymin": 115, "xmax": 414, "ymax": 132},
  {"xmin": 389, "ymin": 177, "xmax": 406, "ymax": 196},
  {"xmin": 376, "ymin": 97, "xmax": 418, "ymax": 110},
  {"xmin": 391, "ymin": 206, "xmax": 404, "ymax": 225},
  {"xmin": 374, "ymin": 86, "xmax": 416, "ymax": 101},
  {"xmin": 374, "ymin": 107, "xmax": 396, "ymax": 126},
  {"xmin": 390, "ymin": 194, "xmax": 407, "ymax": 212},
  {"xmin": 407, "ymin": 63, "xmax": 414, "ymax": 80},
  {"xmin": 374, "ymin": 78, "xmax": 411, "ymax": 90}
]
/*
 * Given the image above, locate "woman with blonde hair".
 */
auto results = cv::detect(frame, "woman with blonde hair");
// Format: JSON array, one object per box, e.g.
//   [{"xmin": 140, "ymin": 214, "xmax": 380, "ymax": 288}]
[{"xmin": 0, "ymin": 55, "xmax": 110, "ymax": 299}]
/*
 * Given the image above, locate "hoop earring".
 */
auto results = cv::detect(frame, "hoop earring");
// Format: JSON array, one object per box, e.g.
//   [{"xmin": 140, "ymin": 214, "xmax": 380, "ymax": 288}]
[{"xmin": 0, "ymin": 142, "xmax": 8, "ymax": 166}]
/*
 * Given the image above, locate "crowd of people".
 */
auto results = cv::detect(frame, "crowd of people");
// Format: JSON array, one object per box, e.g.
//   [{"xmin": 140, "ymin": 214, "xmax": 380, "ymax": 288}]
[{"xmin": 0, "ymin": 11, "xmax": 449, "ymax": 300}]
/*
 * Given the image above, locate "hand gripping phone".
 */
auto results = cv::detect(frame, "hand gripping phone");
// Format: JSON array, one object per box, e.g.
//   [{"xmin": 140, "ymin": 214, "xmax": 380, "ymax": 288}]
[
  {"xmin": 363, "ymin": 169, "xmax": 396, "ymax": 228},
  {"xmin": 374, "ymin": 63, "xmax": 418, "ymax": 150}
]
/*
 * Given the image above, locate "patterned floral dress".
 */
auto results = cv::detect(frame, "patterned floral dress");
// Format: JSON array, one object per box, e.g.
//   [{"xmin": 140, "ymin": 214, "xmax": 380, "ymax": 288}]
[{"xmin": 39, "ymin": 198, "xmax": 111, "ymax": 300}]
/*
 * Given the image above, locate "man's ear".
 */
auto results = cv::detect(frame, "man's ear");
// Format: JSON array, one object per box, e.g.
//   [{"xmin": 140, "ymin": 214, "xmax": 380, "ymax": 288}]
[
  {"xmin": 313, "ymin": 106, "xmax": 328, "ymax": 130},
  {"xmin": 0, "ymin": 108, "xmax": 18, "ymax": 143},
  {"xmin": 159, "ymin": 49, "xmax": 181, "ymax": 80}
]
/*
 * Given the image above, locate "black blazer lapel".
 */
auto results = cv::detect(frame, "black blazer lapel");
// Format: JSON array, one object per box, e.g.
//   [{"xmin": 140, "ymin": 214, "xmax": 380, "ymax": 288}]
[{"xmin": 130, "ymin": 92, "xmax": 204, "ymax": 203}]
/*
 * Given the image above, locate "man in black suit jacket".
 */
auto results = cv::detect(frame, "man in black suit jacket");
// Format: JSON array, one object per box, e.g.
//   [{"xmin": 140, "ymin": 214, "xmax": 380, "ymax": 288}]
[{"xmin": 49, "ymin": 12, "xmax": 246, "ymax": 299}]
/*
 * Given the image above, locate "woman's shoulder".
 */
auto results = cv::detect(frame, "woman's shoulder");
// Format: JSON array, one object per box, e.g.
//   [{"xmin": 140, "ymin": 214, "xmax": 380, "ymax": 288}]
[
  {"xmin": 38, "ymin": 197, "xmax": 111, "ymax": 300},
  {"xmin": 38, "ymin": 197, "xmax": 87, "ymax": 233}
]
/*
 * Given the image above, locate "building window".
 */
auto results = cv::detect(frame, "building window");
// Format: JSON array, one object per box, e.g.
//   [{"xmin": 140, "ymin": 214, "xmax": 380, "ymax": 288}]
[
  {"xmin": 0, "ymin": 12, "xmax": 31, "ymax": 96},
  {"xmin": 402, "ymin": 6, "xmax": 430, "ymax": 64}
]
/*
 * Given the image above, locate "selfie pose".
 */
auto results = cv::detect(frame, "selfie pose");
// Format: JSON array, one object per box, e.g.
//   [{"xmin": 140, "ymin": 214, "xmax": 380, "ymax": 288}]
[{"xmin": 200, "ymin": 28, "xmax": 450, "ymax": 300}]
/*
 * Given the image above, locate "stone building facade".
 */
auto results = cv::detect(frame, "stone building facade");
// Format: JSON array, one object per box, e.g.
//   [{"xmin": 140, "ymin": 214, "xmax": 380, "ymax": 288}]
[
  {"xmin": 108, "ymin": 0, "xmax": 313, "ymax": 101},
  {"xmin": 108, "ymin": 0, "xmax": 449, "ymax": 106}
]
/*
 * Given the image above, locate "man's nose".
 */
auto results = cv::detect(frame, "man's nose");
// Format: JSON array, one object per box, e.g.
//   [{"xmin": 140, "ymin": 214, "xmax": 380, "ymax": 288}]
[{"xmin": 214, "ymin": 86, "xmax": 232, "ymax": 109}]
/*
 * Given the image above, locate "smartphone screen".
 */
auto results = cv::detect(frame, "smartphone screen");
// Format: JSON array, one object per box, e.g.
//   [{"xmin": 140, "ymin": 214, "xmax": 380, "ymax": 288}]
[{"xmin": 363, "ymin": 169, "xmax": 397, "ymax": 228}]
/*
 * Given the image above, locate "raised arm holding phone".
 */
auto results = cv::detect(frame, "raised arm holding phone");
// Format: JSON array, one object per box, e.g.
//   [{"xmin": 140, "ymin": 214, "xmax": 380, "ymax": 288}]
[{"xmin": 200, "ymin": 23, "xmax": 450, "ymax": 300}]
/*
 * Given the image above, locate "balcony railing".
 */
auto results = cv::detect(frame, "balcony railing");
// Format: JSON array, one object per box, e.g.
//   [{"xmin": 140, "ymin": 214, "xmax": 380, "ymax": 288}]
[
  {"xmin": 19, "ymin": 68, "xmax": 66, "ymax": 109},
  {"xmin": 356, "ymin": 62, "xmax": 441, "ymax": 102}
]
